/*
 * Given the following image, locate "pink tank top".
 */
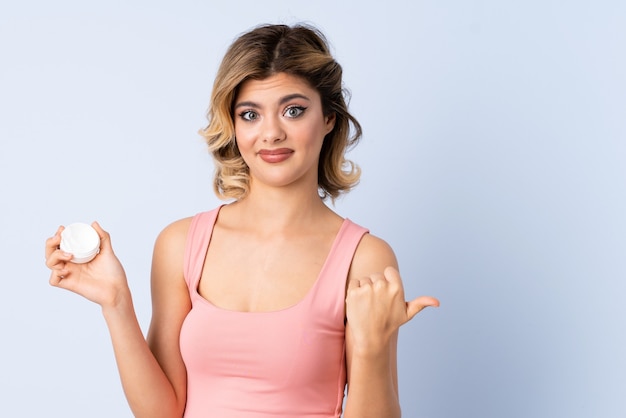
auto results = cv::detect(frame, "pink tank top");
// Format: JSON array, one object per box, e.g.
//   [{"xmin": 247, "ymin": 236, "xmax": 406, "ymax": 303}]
[{"xmin": 179, "ymin": 207, "xmax": 368, "ymax": 418}]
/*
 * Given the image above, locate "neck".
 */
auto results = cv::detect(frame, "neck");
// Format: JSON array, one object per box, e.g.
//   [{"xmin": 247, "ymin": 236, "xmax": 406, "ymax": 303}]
[{"xmin": 228, "ymin": 182, "xmax": 333, "ymax": 232}]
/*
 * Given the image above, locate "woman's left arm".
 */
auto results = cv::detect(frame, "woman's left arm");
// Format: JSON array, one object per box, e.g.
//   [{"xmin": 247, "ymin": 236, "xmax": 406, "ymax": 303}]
[{"xmin": 343, "ymin": 234, "xmax": 439, "ymax": 418}]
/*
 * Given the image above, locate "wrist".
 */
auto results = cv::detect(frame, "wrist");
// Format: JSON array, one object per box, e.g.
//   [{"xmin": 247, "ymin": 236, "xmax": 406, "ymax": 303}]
[
  {"xmin": 348, "ymin": 329, "xmax": 394, "ymax": 359},
  {"xmin": 101, "ymin": 287, "xmax": 134, "ymax": 319},
  {"xmin": 349, "ymin": 338, "xmax": 392, "ymax": 360}
]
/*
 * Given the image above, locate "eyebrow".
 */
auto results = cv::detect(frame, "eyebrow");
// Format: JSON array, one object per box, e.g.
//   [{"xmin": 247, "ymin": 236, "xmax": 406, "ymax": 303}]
[{"xmin": 234, "ymin": 93, "xmax": 311, "ymax": 110}]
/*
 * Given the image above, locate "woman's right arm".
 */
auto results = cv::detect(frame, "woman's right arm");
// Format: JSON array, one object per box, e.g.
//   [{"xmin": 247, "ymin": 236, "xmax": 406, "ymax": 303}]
[{"xmin": 46, "ymin": 219, "xmax": 191, "ymax": 418}]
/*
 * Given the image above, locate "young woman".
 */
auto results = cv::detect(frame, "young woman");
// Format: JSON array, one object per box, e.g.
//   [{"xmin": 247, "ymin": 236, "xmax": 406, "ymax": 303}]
[{"xmin": 45, "ymin": 24, "xmax": 439, "ymax": 418}]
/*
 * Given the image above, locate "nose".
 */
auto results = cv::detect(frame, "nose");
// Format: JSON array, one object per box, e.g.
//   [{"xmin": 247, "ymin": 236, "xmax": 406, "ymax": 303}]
[{"xmin": 261, "ymin": 115, "xmax": 286, "ymax": 143}]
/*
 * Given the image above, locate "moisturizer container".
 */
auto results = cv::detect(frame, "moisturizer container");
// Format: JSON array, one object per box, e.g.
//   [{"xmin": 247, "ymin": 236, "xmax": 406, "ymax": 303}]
[{"xmin": 60, "ymin": 223, "xmax": 101, "ymax": 264}]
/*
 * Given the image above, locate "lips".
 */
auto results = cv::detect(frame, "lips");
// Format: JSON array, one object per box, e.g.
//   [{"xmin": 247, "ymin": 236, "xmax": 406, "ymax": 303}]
[{"xmin": 257, "ymin": 148, "xmax": 294, "ymax": 163}]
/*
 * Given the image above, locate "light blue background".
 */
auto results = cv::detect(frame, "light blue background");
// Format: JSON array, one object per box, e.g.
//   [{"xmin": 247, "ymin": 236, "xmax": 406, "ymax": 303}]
[{"xmin": 1, "ymin": 1, "xmax": 624, "ymax": 417}]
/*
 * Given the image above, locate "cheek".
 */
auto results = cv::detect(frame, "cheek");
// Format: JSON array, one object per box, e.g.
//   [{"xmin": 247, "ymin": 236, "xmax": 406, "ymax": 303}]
[{"xmin": 234, "ymin": 127, "xmax": 252, "ymax": 152}]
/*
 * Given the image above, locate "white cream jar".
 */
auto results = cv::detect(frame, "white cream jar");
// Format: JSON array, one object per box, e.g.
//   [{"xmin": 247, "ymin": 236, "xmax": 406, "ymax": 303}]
[{"xmin": 60, "ymin": 223, "xmax": 101, "ymax": 263}]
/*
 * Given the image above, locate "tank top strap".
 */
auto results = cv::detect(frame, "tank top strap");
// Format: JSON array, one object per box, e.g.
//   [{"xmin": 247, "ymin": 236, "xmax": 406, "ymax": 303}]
[
  {"xmin": 306, "ymin": 218, "xmax": 369, "ymax": 319},
  {"xmin": 183, "ymin": 206, "xmax": 221, "ymax": 291}
]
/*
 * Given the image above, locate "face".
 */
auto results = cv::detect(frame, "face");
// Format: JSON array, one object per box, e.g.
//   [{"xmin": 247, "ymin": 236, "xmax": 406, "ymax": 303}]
[{"xmin": 233, "ymin": 72, "xmax": 335, "ymax": 192}]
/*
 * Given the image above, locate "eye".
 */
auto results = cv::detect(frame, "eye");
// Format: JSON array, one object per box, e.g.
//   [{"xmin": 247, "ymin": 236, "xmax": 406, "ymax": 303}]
[
  {"xmin": 239, "ymin": 110, "xmax": 259, "ymax": 121},
  {"xmin": 284, "ymin": 105, "xmax": 306, "ymax": 119}
]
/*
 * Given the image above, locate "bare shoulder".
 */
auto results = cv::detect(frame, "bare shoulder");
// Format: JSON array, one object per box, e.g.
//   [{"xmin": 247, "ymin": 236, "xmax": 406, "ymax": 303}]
[
  {"xmin": 150, "ymin": 217, "xmax": 194, "ymax": 288},
  {"xmin": 154, "ymin": 217, "xmax": 193, "ymax": 252},
  {"xmin": 349, "ymin": 232, "xmax": 399, "ymax": 280},
  {"xmin": 148, "ymin": 216, "xmax": 194, "ymax": 335}
]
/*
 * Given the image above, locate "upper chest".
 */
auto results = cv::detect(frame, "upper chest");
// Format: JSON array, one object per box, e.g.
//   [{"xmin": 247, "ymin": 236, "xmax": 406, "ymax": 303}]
[{"xmin": 198, "ymin": 225, "xmax": 339, "ymax": 312}]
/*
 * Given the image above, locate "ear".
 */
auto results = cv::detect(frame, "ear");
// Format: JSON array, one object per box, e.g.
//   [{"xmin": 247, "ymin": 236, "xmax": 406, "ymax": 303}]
[{"xmin": 324, "ymin": 112, "xmax": 336, "ymax": 134}]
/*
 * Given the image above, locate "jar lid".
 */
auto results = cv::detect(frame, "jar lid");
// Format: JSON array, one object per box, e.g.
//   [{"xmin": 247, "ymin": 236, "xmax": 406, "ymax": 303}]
[{"xmin": 60, "ymin": 223, "xmax": 101, "ymax": 264}]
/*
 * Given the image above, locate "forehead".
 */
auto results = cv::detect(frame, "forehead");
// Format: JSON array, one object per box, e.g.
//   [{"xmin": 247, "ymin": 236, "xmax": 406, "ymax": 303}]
[{"xmin": 235, "ymin": 73, "xmax": 320, "ymax": 102}]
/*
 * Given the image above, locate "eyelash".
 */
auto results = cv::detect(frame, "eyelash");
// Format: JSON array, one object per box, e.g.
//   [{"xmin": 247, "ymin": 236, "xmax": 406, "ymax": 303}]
[
  {"xmin": 237, "ymin": 105, "xmax": 308, "ymax": 122},
  {"xmin": 284, "ymin": 105, "xmax": 307, "ymax": 118},
  {"xmin": 238, "ymin": 110, "xmax": 258, "ymax": 121}
]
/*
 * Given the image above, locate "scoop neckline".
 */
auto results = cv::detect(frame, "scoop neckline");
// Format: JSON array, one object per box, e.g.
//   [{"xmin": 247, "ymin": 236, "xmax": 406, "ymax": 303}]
[{"xmin": 192, "ymin": 207, "xmax": 350, "ymax": 315}]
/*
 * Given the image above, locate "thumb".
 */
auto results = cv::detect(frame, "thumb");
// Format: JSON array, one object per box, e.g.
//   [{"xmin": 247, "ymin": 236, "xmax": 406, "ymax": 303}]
[
  {"xmin": 406, "ymin": 295, "xmax": 440, "ymax": 321},
  {"xmin": 90, "ymin": 221, "xmax": 112, "ymax": 253}
]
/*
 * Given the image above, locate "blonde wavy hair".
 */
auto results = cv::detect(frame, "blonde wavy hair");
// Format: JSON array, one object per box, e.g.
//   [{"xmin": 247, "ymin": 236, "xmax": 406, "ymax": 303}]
[{"xmin": 200, "ymin": 24, "xmax": 362, "ymax": 201}]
